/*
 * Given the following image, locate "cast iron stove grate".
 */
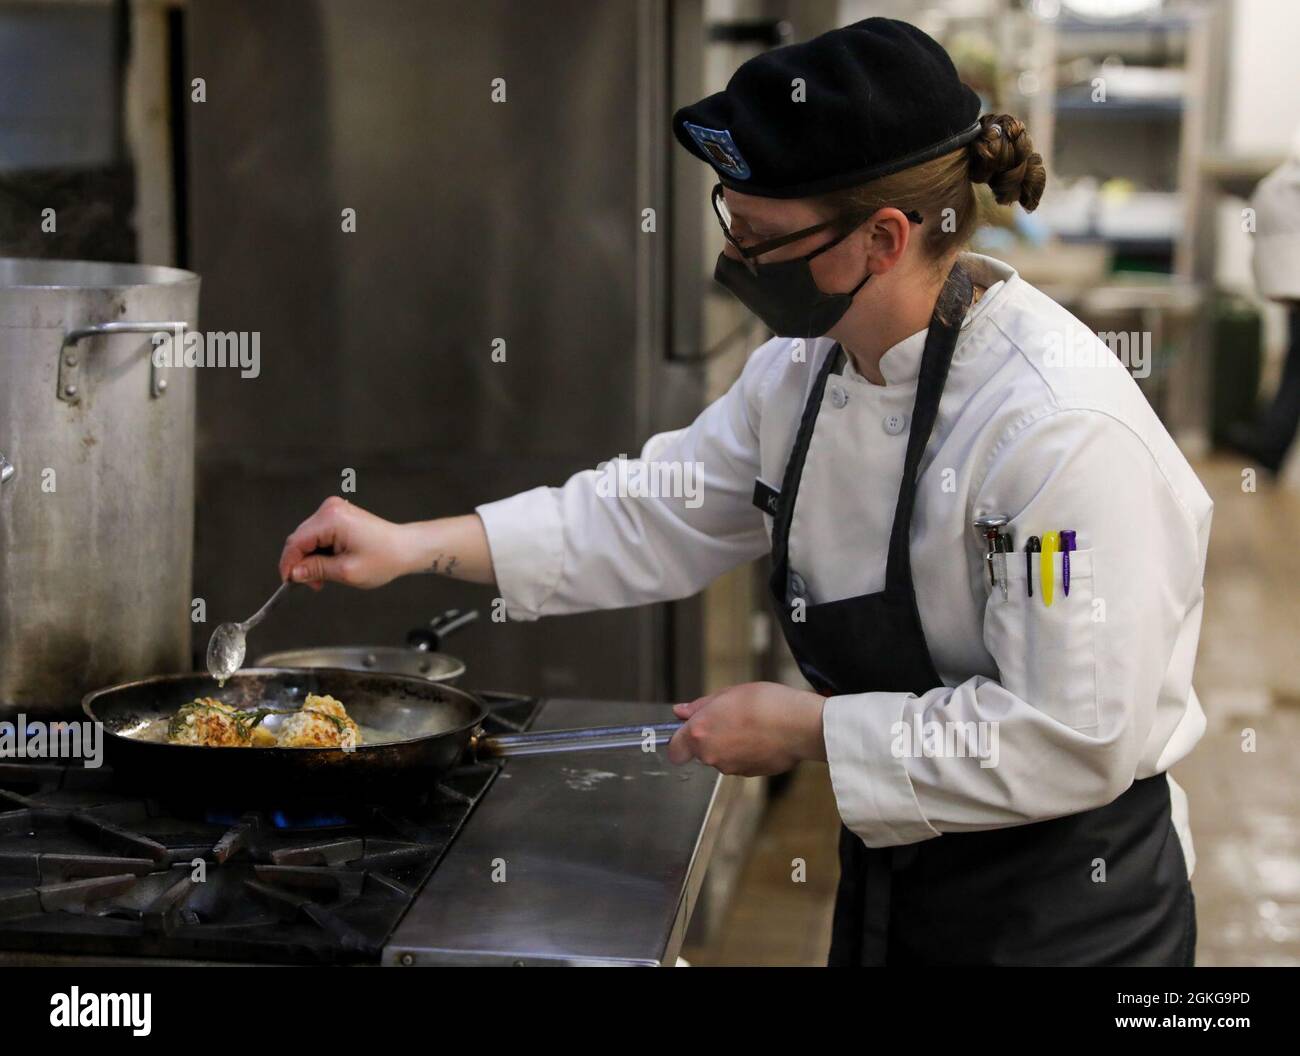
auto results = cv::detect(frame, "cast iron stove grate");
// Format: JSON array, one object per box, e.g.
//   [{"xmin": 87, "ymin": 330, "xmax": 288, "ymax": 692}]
[{"xmin": 0, "ymin": 691, "xmax": 539, "ymax": 964}]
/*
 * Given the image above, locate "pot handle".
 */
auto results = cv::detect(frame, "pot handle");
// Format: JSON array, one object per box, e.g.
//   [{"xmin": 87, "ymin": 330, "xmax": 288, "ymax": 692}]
[
  {"xmin": 0, "ymin": 453, "xmax": 13, "ymax": 486},
  {"xmin": 406, "ymin": 608, "xmax": 479, "ymax": 651},
  {"xmin": 474, "ymin": 721, "xmax": 683, "ymax": 759},
  {"xmin": 58, "ymin": 321, "xmax": 189, "ymax": 404}
]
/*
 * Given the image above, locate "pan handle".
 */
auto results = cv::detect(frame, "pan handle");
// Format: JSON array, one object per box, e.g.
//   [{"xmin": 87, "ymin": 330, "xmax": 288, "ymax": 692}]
[
  {"xmin": 407, "ymin": 608, "xmax": 479, "ymax": 651},
  {"xmin": 475, "ymin": 721, "xmax": 683, "ymax": 759}
]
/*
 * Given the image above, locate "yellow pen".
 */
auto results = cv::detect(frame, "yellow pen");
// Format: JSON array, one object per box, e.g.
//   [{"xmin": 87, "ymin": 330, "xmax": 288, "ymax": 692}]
[{"xmin": 1039, "ymin": 530, "xmax": 1059, "ymax": 607}]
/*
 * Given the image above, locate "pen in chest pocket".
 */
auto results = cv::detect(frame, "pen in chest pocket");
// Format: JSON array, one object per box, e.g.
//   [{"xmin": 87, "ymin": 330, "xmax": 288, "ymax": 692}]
[
  {"xmin": 1039, "ymin": 530, "xmax": 1060, "ymax": 607},
  {"xmin": 1060, "ymin": 529, "xmax": 1077, "ymax": 596},
  {"xmin": 1024, "ymin": 536, "xmax": 1041, "ymax": 598}
]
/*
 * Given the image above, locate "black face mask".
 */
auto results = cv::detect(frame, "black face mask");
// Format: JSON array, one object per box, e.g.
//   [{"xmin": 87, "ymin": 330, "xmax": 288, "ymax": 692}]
[
  {"xmin": 708, "ymin": 182, "xmax": 923, "ymax": 339},
  {"xmin": 713, "ymin": 224, "xmax": 872, "ymax": 339}
]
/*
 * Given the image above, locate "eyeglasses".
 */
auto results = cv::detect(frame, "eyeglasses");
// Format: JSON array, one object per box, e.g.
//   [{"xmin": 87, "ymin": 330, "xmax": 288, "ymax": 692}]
[{"xmin": 710, "ymin": 182, "xmax": 922, "ymax": 275}]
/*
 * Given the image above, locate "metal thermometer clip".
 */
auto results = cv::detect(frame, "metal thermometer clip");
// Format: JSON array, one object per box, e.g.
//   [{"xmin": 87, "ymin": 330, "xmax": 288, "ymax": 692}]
[
  {"xmin": 996, "ymin": 529, "xmax": 1013, "ymax": 599},
  {"xmin": 973, "ymin": 514, "xmax": 1010, "ymax": 599}
]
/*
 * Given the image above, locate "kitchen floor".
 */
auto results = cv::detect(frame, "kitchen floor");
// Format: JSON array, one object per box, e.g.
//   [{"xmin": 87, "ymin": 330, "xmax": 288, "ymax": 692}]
[{"xmin": 683, "ymin": 454, "xmax": 1300, "ymax": 967}]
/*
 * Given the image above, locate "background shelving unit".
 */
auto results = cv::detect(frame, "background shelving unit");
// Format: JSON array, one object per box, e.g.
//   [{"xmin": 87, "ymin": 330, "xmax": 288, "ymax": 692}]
[{"xmin": 983, "ymin": 2, "xmax": 1226, "ymax": 447}]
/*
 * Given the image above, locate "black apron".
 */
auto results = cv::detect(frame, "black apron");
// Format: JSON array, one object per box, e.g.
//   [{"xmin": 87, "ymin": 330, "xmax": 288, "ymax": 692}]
[{"xmin": 767, "ymin": 264, "xmax": 1196, "ymax": 966}]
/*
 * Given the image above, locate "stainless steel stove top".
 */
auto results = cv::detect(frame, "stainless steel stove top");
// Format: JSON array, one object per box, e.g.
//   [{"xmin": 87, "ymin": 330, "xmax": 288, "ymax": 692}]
[
  {"xmin": 0, "ymin": 695, "xmax": 726, "ymax": 967},
  {"xmin": 0, "ymin": 692, "xmax": 540, "ymax": 964}
]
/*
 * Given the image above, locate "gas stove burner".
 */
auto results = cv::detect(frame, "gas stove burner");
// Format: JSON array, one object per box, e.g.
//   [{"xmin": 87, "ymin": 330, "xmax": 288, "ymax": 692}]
[
  {"xmin": 203, "ymin": 808, "xmax": 352, "ymax": 831},
  {"xmin": 0, "ymin": 692, "xmax": 544, "ymax": 963}
]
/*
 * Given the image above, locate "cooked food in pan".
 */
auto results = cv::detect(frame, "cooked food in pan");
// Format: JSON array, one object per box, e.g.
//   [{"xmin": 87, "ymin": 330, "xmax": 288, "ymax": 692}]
[
  {"xmin": 274, "ymin": 693, "xmax": 361, "ymax": 748},
  {"xmin": 167, "ymin": 698, "xmax": 269, "ymax": 747},
  {"xmin": 165, "ymin": 693, "xmax": 362, "ymax": 748}
]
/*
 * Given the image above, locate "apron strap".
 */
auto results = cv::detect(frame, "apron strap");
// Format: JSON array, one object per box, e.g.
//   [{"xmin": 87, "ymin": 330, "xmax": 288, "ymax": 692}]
[
  {"xmin": 884, "ymin": 263, "xmax": 973, "ymax": 593},
  {"xmin": 769, "ymin": 342, "xmax": 845, "ymax": 564},
  {"xmin": 769, "ymin": 261, "xmax": 973, "ymax": 598}
]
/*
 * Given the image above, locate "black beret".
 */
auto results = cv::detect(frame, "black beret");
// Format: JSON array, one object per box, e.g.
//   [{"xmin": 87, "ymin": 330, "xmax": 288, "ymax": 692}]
[{"xmin": 673, "ymin": 18, "xmax": 982, "ymax": 199}]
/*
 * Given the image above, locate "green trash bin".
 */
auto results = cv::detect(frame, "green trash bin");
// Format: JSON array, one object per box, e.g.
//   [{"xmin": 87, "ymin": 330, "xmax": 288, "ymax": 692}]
[{"xmin": 1211, "ymin": 293, "xmax": 1264, "ymax": 450}]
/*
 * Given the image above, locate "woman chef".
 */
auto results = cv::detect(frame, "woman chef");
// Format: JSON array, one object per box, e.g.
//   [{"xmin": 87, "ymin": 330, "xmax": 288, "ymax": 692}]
[{"xmin": 279, "ymin": 19, "xmax": 1211, "ymax": 966}]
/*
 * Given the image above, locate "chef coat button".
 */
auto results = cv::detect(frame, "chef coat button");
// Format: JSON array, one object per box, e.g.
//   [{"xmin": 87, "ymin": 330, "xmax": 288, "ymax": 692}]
[
  {"xmin": 883, "ymin": 412, "xmax": 907, "ymax": 436},
  {"xmin": 789, "ymin": 572, "xmax": 807, "ymax": 598},
  {"xmin": 829, "ymin": 384, "xmax": 849, "ymax": 409}
]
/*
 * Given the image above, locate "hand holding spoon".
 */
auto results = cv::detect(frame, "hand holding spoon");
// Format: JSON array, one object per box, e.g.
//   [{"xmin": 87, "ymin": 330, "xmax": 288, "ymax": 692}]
[{"xmin": 206, "ymin": 581, "xmax": 292, "ymax": 685}]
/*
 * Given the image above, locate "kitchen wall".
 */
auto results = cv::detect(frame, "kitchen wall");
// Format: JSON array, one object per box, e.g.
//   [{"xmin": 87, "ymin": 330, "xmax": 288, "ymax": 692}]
[{"xmin": 183, "ymin": 0, "xmax": 712, "ymax": 701}]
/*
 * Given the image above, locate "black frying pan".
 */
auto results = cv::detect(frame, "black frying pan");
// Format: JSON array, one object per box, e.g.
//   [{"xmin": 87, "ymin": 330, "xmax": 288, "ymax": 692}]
[{"xmin": 81, "ymin": 668, "xmax": 679, "ymax": 805}]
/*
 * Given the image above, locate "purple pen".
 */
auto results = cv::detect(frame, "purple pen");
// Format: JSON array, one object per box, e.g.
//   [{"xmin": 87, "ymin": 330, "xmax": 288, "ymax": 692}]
[{"xmin": 1060, "ymin": 530, "xmax": 1077, "ymax": 596}]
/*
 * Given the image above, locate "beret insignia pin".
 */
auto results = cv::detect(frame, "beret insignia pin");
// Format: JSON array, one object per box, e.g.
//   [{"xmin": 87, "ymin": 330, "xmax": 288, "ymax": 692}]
[{"xmin": 683, "ymin": 122, "xmax": 751, "ymax": 180}]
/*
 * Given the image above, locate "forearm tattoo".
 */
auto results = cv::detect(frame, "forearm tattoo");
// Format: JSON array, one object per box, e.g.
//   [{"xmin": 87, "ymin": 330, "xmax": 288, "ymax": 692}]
[{"xmin": 427, "ymin": 553, "xmax": 461, "ymax": 578}]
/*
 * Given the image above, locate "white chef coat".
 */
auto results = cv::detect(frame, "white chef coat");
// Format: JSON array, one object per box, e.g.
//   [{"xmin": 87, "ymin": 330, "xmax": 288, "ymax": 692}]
[
  {"xmin": 477, "ymin": 252, "xmax": 1211, "ymax": 867},
  {"xmin": 1250, "ymin": 128, "xmax": 1300, "ymax": 301}
]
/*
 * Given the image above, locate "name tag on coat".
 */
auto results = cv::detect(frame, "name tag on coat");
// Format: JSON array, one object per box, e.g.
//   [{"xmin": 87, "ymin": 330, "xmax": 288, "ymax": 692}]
[{"xmin": 752, "ymin": 478, "xmax": 781, "ymax": 516}]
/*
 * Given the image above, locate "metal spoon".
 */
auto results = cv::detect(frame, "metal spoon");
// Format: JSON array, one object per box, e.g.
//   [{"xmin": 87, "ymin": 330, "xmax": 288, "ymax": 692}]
[{"xmin": 206, "ymin": 582, "xmax": 292, "ymax": 685}]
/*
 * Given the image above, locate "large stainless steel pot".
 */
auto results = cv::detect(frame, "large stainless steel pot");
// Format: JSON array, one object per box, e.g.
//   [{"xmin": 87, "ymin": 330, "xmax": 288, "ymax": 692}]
[{"xmin": 0, "ymin": 258, "xmax": 200, "ymax": 717}]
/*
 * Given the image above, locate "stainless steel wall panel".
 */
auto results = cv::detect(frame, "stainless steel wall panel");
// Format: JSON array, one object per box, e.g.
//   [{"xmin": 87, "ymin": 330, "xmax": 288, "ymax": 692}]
[{"xmin": 186, "ymin": 1, "xmax": 707, "ymax": 700}]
